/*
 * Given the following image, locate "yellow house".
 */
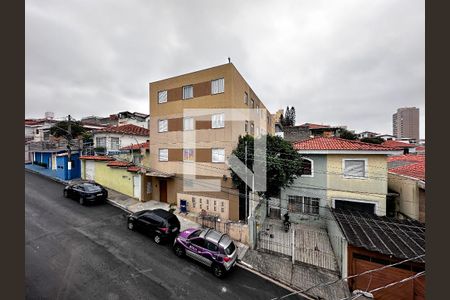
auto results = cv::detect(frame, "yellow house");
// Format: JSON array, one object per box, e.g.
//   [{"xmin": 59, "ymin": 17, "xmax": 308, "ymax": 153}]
[
  {"xmin": 288, "ymin": 137, "xmax": 402, "ymax": 216},
  {"xmin": 80, "ymin": 141, "xmax": 153, "ymax": 201}
]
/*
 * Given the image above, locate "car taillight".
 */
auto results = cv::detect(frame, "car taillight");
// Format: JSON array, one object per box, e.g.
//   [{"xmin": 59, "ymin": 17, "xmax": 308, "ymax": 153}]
[
  {"xmin": 223, "ymin": 256, "xmax": 231, "ymax": 262},
  {"xmin": 159, "ymin": 227, "xmax": 169, "ymax": 233}
]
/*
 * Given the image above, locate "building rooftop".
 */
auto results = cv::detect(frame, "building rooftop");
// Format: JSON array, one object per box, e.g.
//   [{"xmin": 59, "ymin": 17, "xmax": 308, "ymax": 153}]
[
  {"xmin": 388, "ymin": 155, "xmax": 425, "ymax": 181},
  {"xmin": 95, "ymin": 124, "xmax": 149, "ymax": 136},
  {"xmin": 293, "ymin": 137, "xmax": 399, "ymax": 152},
  {"xmin": 381, "ymin": 140, "xmax": 416, "ymax": 149},
  {"xmin": 79, "ymin": 155, "xmax": 116, "ymax": 161},
  {"xmin": 120, "ymin": 141, "xmax": 150, "ymax": 150},
  {"xmin": 332, "ymin": 208, "xmax": 425, "ymax": 263}
]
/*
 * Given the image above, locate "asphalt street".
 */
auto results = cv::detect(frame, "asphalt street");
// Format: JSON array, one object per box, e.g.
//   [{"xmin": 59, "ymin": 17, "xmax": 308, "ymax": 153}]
[{"xmin": 25, "ymin": 171, "xmax": 304, "ymax": 300}]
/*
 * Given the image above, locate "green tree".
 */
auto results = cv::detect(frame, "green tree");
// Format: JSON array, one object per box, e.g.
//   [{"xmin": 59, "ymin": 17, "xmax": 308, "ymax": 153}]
[
  {"xmin": 289, "ymin": 106, "xmax": 296, "ymax": 126},
  {"xmin": 50, "ymin": 120, "xmax": 86, "ymax": 139},
  {"xmin": 360, "ymin": 137, "xmax": 384, "ymax": 144},
  {"xmin": 229, "ymin": 134, "xmax": 304, "ymax": 200},
  {"xmin": 339, "ymin": 128, "xmax": 357, "ymax": 140}
]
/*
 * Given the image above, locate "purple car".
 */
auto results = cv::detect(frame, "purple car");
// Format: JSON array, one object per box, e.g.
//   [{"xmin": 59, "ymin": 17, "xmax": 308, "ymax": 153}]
[{"xmin": 173, "ymin": 228, "xmax": 238, "ymax": 278}]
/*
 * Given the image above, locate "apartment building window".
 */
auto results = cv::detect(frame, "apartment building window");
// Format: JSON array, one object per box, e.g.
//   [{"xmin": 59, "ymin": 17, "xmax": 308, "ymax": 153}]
[
  {"xmin": 158, "ymin": 119, "xmax": 168, "ymax": 132},
  {"xmin": 212, "ymin": 148, "xmax": 225, "ymax": 163},
  {"xmin": 110, "ymin": 137, "xmax": 120, "ymax": 150},
  {"xmin": 343, "ymin": 159, "xmax": 367, "ymax": 178},
  {"xmin": 158, "ymin": 90, "xmax": 167, "ymax": 103},
  {"xmin": 183, "ymin": 85, "xmax": 193, "ymax": 99},
  {"xmin": 96, "ymin": 137, "xmax": 106, "ymax": 148},
  {"xmin": 250, "ymin": 122, "xmax": 254, "ymax": 134},
  {"xmin": 288, "ymin": 195, "xmax": 320, "ymax": 215},
  {"xmin": 211, "ymin": 78, "xmax": 224, "ymax": 94},
  {"xmin": 183, "ymin": 117, "xmax": 194, "ymax": 131},
  {"xmin": 183, "ymin": 149, "xmax": 194, "ymax": 161},
  {"xmin": 159, "ymin": 149, "xmax": 168, "ymax": 161},
  {"xmin": 245, "ymin": 121, "xmax": 249, "ymax": 133},
  {"xmin": 192, "ymin": 197, "xmax": 196, "ymax": 208},
  {"xmin": 212, "ymin": 113, "xmax": 225, "ymax": 128},
  {"xmin": 256, "ymin": 104, "xmax": 260, "ymax": 115},
  {"xmin": 133, "ymin": 155, "xmax": 142, "ymax": 165},
  {"xmin": 250, "ymin": 98, "xmax": 254, "ymax": 108},
  {"xmin": 244, "ymin": 92, "xmax": 248, "ymax": 104}
]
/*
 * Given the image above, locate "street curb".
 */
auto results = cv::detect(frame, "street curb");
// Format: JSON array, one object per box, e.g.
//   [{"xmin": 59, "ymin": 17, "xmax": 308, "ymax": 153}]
[
  {"xmin": 25, "ymin": 168, "xmax": 69, "ymax": 185},
  {"xmin": 236, "ymin": 261, "xmax": 315, "ymax": 300},
  {"xmin": 106, "ymin": 199, "xmax": 133, "ymax": 214},
  {"xmin": 26, "ymin": 168, "xmax": 133, "ymax": 215}
]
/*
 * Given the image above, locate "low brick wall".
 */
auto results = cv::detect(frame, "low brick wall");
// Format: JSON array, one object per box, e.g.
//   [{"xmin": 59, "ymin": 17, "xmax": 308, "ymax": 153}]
[{"xmin": 183, "ymin": 214, "xmax": 249, "ymax": 245}]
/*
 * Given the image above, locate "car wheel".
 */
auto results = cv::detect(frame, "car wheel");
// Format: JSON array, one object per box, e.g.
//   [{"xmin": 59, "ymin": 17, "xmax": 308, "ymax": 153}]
[
  {"xmin": 173, "ymin": 243, "xmax": 185, "ymax": 257},
  {"xmin": 127, "ymin": 222, "xmax": 134, "ymax": 230},
  {"xmin": 154, "ymin": 234, "xmax": 162, "ymax": 244},
  {"xmin": 63, "ymin": 190, "xmax": 68, "ymax": 198},
  {"xmin": 212, "ymin": 264, "xmax": 225, "ymax": 278},
  {"xmin": 79, "ymin": 196, "xmax": 85, "ymax": 205}
]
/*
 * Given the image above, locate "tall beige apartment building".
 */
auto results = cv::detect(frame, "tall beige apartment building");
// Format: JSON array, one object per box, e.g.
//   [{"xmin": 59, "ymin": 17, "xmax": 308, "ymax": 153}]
[
  {"xmin": 393, "ymin": 107, "xmax": 420, "ymax": 141},
  {"xmin": 148, "ymin": 63, "xmax": 273, "ymax": 221}
]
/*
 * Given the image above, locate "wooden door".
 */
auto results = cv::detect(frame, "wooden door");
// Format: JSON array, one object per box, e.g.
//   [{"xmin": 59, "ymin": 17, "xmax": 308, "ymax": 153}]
[{"xmin": 159, "ymin": 180, "xmax": 167, "ymax": 203}]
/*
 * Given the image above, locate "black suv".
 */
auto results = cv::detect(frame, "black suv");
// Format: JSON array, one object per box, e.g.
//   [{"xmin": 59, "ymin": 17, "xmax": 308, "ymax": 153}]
[{"xmin": 127, "ymin": 209, "xmax": 181, "ymax": 244}]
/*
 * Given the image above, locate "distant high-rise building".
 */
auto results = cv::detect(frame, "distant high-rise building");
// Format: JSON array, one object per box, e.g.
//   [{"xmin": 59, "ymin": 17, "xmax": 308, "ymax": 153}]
[{"xmin": 392, "ymin": 107, "xmax": 419, "ymax": 141}]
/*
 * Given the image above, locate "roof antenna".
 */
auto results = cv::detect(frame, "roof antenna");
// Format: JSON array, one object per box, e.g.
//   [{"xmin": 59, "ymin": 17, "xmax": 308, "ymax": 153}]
[{"xmin": 228, "ymin": 57, "xmax": 231, "ymax": 63}]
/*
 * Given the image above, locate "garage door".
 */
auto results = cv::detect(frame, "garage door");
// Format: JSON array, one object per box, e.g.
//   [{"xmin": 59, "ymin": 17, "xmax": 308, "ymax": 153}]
[{"xmin": 85, "ymin": 161, "xmax": 95, "ymax": 180}]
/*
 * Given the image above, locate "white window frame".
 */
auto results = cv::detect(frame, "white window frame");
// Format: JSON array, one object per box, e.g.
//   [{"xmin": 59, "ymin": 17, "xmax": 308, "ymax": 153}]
[
  {"xmin": 301, "ymin": 157, "xmax": 314, "ymax": 177},
  {"xmin": 158, "ymin": 90, "xmax": 167, "ymax": 104},
  {"xmin": 342, "ymin": 158, "xmax": 368, "ymax": 179},
  {"xmin": 183, "ymin": 148, "xmax": 194, "ymax": 161},
  {"xmin": 96, "ymin": 137, "xmax": 106, "ymax": 148},
  {"xmin": 212, "ymin": 148, "xmax": 225, "ymax": 163},
  {"xmin": 288, "ymin": 195, "xmax": 320, "ymax": 215},
  {"xmin": 158, "ymin": 119, "xmax": 168, "ymax": 132},
  {"xmin": 159, "ymin": 149, "xmax": 168, "ymax": 161},
  {"xmin": 183, "ymin": 117, "xmax": 194, "ymax": 131},
  {"xmin": 182, "ymin": 85, "xmax": 193, "ymax": 100},
  {"xmin": 110, "ymin": 137, "xmax": 120, "ymax": 150},
  {"xmin": 211, "ymin": 78, "xmax": 224, "ymax": 94},
  {"xmin": 211, "ymin": 113, "xmax": 225, "ymax": 129}
]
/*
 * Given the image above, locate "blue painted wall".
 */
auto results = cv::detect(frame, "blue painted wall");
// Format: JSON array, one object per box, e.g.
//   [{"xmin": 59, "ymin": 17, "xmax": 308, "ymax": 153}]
[{"xmin": 34, "ymin": 151, "xmax": 81, "ymax": 180}]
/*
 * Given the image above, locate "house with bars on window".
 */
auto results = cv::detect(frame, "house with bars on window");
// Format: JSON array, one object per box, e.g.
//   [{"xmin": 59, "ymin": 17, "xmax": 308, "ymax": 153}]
[
  {"xmin": 277, "ymin": 137, "xmax": 402, "ymax": 225},
  {"xmin": 91, "ymin": 124, "xmax": 149, "ymax": 155}
]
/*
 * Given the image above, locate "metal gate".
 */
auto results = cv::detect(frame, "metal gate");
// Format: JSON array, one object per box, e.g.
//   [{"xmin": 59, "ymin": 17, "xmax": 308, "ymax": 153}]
[{"xmin": 257, "ymin": 220, "xmax": 340, "ymax": 272}]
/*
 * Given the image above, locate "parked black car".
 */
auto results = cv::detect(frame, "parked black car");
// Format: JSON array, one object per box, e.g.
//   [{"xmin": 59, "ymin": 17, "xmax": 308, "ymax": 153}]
[
  {"xmin": 63, "ymin": 182, "xmax": 108, "ymax": 205},
  {"xmin": 127, "ymin": 209, "xmax": 181, "ymax": 244}
]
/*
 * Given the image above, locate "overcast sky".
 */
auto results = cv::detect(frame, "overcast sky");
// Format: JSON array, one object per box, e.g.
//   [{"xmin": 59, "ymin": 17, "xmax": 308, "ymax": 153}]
[{"xmin": 25, "ymin": 0, "xmax": 425, "ymax": 138}]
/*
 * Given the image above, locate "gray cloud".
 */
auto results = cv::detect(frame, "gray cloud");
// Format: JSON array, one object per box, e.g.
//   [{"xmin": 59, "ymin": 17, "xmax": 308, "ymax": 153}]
[{"xmin": 26, "ymin": 0, "xmax": 424, "ymax": 137}]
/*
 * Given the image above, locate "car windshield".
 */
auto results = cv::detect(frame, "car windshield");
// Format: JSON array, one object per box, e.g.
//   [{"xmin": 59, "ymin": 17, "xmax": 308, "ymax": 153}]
[
  {"xmin": 224, "ymin": 242, "xmax": 236, "ymax": 256},
  {"xmin": 83, "ymin": 184, "xmax": 101, "ymax": 192}
]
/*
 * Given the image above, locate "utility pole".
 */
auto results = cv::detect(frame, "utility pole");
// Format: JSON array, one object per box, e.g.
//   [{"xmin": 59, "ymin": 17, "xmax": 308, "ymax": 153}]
[
  {"xmin": 245, "ymin": 141, "xmax": 248, "ymax": 223},
  {"xmin": 67, "ymin": 115, "xmax": 72, "ymax": 168}
]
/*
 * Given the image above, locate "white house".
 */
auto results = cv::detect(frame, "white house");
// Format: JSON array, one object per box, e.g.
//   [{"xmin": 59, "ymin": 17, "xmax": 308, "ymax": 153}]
[{"xmin": 93, "ymin": 124, "xmax": 149, "ymax": 155}]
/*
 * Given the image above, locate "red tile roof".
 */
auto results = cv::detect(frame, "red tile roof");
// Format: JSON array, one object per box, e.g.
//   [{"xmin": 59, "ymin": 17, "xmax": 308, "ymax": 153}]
[
  {"xmin": 79, "ymin": 155, "xmax": 115, "ymax": 161},
  {"xmin": 381, "ymin": 140, "xmax": 416, "ymax": 149},
  {"xmin": 388, "ymin": 154, "xmax": 425, "ymax": 181},
  {"xmin": 390, "ymin": 162, "xmax": 425, "ymax": 181},
  {"xmin": 388, "ymin": 154, "xmax": 425, "ymax": 163},
  {"xmin": 106, "ymin": 161, "xmax": 133, "ymax": 167},
  {"xmin": 293, "ymin": 137, "xmax": 398, "ymax": 151},
  {"xmin": 96, "ymin": 124, "xmax": 149, "ymax": 136},
  {"xmin": 120, "ymin": 141, "xmax": 150, "ymax": 150},
  {"xmin": 416, "ymin": 146, "xmax": 425, "ymax": 151},
  {"xmin": 127, "ymin": 166, "xmax": 141, "ymax": 172}
]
